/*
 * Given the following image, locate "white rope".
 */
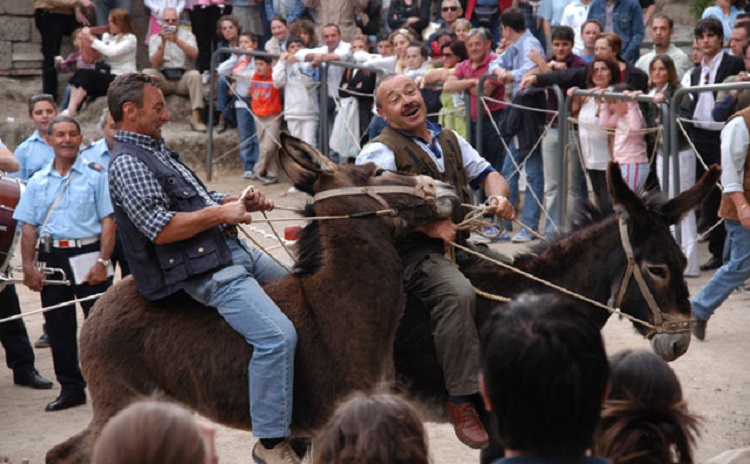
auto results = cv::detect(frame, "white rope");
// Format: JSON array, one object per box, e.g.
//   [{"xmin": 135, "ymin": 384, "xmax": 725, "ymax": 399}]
[{"xmin": 0, "ymin": 292, "xmax": 105, "ymax": 325}]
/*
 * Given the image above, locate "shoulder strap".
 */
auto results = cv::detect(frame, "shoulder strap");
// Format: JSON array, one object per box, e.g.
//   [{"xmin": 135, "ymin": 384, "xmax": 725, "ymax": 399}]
[{"xmin": 39, "ymin": 171, "xmax": 76, "ymax": 237}]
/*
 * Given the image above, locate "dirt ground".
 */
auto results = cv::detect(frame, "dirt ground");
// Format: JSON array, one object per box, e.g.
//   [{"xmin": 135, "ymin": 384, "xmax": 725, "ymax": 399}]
[{"xmin": 1, "ymin": 168, "xmax": 749, "ymax": 464}]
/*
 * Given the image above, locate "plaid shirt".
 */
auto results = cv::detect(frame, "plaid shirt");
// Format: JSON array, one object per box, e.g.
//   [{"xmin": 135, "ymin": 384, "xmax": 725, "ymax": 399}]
[{"xmin": 109, "ymin": 130, "xmax": 227, "ymax": 241}]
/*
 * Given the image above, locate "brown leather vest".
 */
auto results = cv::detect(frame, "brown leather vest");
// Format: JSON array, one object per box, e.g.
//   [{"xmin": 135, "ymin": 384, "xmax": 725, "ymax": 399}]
[{"xmin": 718, "ymin": 108, "xmax": 750, "ymax": 221}]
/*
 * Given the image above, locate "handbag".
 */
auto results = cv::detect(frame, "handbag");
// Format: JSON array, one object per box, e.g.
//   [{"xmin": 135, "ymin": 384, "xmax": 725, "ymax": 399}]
[{"xmin": 162, "ymin": 68, "xmax": 186, "ymax": 81}]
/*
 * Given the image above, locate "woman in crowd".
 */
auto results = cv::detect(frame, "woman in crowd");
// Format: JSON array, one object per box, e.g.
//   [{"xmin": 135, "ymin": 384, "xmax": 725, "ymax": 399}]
[
  {"xmin": 66, "ymin": 9, "xmax": 136, "ymax": 116},
  {"xmin": 313, "ymin": 392, "xmax": 430, "ymax": 464},
  {"xmin": 567, "ymin": 58, "xmax": 621, "ymax": 207},
  {"xmin": 647, "ymin": 54, "xmax": 701, "ymax": 277},
  {"xmin": 265, "ymin": 16, "xmax": 289, "ymax": 55},
  {"xmin": 289, "ymin": 18, "xmax": 318, "ymax": 48},
  {"xmin": 93, "ymin": 400, "xmax": 218, "ymax": 464},
  {"xmin": 387, "ymin": 0, "xmax": 433, "ymax": 39},
  {"xmin": 594, "ymin": 349, "xmax": 701, "ymax": 464}
]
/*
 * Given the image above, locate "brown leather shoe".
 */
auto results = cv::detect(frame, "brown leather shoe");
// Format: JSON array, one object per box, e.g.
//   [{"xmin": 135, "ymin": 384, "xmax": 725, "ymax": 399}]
[
  {"xmin": 692, "ymin": 317, "xmax": 708, "ymax": 341},
  {"xmin": 447, "ymin": 400, "xmax": 488, "ymax": 449}
]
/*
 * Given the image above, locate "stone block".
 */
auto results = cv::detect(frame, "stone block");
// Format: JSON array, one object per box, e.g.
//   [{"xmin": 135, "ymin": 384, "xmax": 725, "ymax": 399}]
[
  {"xmin": 0, "ymin": 42, "xmax": 12, "ymax": 70},
  {"xmin": 0, "ymin": 16, "xmax": 31, "ymax": 42},
  {"xmin": 31, "ymin": 23, "xmax": 42, "ymax": 44},
  {"xmin": 14, "ymin": 61, "xmax": 44, "ymax": 69},
  {"xmin": 5, "ymin": 0, "xmax": 34, "ymax": 16},
  {"xmin": 13, "ymin": 42, "xmax": 42, "ymax": 56}
]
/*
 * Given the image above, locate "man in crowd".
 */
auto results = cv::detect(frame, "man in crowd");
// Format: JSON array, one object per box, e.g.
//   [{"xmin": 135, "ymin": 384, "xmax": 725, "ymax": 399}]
[
  {"xmin": 729, "ymin": 21, "xmax": 750, "ymax": 57},
  {"xmin": 357, "ymin": 73, "xmax": 516, "ymax": 450},
  {"xmin": 636, "ymin": 14, "xmax": 691, "ymax": 79},
  {"xmin": 480, "ymin": 292, "xmax": 610, "ymax": 463},
  {"xmin": 587, "ymin": 0, "xmax": 644, "ymax": 63},
  {"xmin": 106, "ymin": 73, "xmax": 299, "ymax": 464},
  {"xmin": 444, "ymin": 28, "xmax": 505, "ymax": 172},
  {"xmin": 0, "ymin": 139, "xmax": 53, "ymax": 391},
  {"xmin": 688, "ymin": 17, "xmax": 745, "ymax": 271},
  {"xmin": 14, "ymin": 115, "xmax": 115, "ymax": 411},
  {"xmin": 490, "ymin": 8, "xmax": 547, "ymax": 242},
  {"xmin": 35, "ymin": 0, "xmax": 93, "ymax": 100},
  {"xmin": 143, "ymin": 8, "xmax": 207, "ymax": 133},
  {"xmin": 560, "ymin": 0, "xmax": 595, "ymax": 57},
  {"xmin": 691, "ymin": 99, "xmax": 750, "ymax": 341}
]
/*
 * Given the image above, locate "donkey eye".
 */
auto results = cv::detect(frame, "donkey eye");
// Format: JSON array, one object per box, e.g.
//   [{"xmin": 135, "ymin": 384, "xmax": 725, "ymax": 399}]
[{"xmin": 647, "ymin": 265, "xmax": 668, "ymax": 279}]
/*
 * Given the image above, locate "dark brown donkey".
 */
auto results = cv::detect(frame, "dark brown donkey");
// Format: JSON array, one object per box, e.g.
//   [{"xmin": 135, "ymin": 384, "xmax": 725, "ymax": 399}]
[
  {"xmin": 394, "ymin": 163, "xmax": 722, "ymax": 405},
  {"xmin": 46, "ymin": 133, "xmax": 460, "ymax": 464}
]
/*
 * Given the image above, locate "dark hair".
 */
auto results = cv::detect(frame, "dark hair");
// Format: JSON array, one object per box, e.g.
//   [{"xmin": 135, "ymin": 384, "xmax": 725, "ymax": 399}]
[
  {"xmin": 500, "ymin": 8, "xmax": 526, "ymax": 33},
  {"xmin": 109, "ymin": 8, "xmax": 135, "ymax": 35},
  {"xmin": 447, "ymin": 40, "xmax": 468, "ymax": 62},
  {"xmin": 239, "ymin": 31, "xmax": 259, "ymax": 43},
  {"xmin": 597, "ymin": 32, "xmax": 623, "ymax": 58},
  {"xmin": 107, "ymin": 73, "xmax": 159, "ymax": 123},
  {"xmin": 551, "ymin": 25, "xmax": 575, "ymax": 43},
  {"xmin": 322, "ymin": 23, "xmax": 341, "ymax": 35},
  {"xmin": 270, "ymin": 15, "xmax": 287, "ymax": 26},
  {"xmin": 289, "ymin": 18, "xmax": 317, "ymax": 47},
  {"xmin": 734, "ymin": 20, "xmax": 750, "ymax": 39},
  {"xmin": 313, "ymin": 392, "xmax": 430, "ymax": 464},
  {"xmin": 286, "ymin": 34, "xmax": 305, "ymax": 48},
  {"xmin": 256, "ymin": 55, "xmax": 273, "ymax": 64},
  {"xmin": 694, "ymin": 17, "xmax": 724, "ymax": 41},
  {"xmin": 92, "ymin": 400, "xmax": 206, "ymax": 464},
  {"xmin": 435, "ymin": 27, "xmax": 458, "ymax": 41},
  {"xmin": 216, "ymin": 15, "xmax": 241, "ymax": 38},
  {"xmin": 407, "ymin": 41, "xmax": 429, "ymax": 59},
  {"xmin": 48, "ymin": 114, "xmax": 82, "ymax": 135},
  {"xmin": 480, "ymin": 292, "xmax": 609, "ymax": 455},
  {"xmin": 586, "ymin": 58, "xmax": 621, "ymax": 88},
  {"xmin": 581, "ymin": 19, "xmax": 603, "ymax": 34},
  {"xmin": 649, "ymin": 54, "xmax": 680, "ymax": 90},
  {"xmin": 651, "ymin": 13, "xmax": 674, "ymax": 29},
  {"xmin": 28, "ymin": 94, "xmax": 56, "ymax": 115},
  {"xmin": 593, "ymin": 350, "xmax": 701, "ymax": 464}
]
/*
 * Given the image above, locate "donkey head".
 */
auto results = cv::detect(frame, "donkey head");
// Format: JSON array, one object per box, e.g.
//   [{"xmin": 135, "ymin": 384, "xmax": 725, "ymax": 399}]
[
  {"xmin": 607, "ymin": 162, "xmax": 721, "ymax": 361},
  {"xmin": 278, "ymin": 133, "xmax": 460, "ymax": 234}
]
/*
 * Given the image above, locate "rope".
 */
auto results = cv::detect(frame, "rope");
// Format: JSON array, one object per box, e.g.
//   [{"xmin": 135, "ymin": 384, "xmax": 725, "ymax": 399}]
[
  {"xmin": 449, "ymin": 241, "xmax": 657, "ymax": 331},
  {"xmin": 0, "ymin": 293, "xmax": 105, "ymax": 325}
]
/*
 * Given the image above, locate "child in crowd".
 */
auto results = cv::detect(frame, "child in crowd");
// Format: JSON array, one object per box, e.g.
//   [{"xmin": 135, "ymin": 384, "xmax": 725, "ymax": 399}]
[
  {"xmin": 376, "ymin": 36, "xmax": 393, "ymax": 57},
  {"xmin": 144, "ymin": 0, "xmax": 185, "ymax": 44},
  {"xmin": 454, "ymin": 18, "xmax": 472, "ymax": 42},
  {"xmin": 403, "ymin": 41, "xmax": 430, "ymax": 80},
  {"xmin": 231, "ymin": 32, "xmax": 260, "ymax": 180},
  {"xmin": 55, "ymin": 28, "xmax": 97, "ymax": 112},
  {"xmin": 594, "ymin": 349, "xmax": 701, "ymax": 464},
  {"xmin": 11, "ymin": 94, "xmax": 57, "ymax": 182},
  {"xmin": 273, "ymin": 35, "xmax": 320, "ymax": 149},
  {"xmin": 313, "ymin": 392, "xmax": 430, "ymax": 464},
  {"xmin": 250, "ymin": 55, "xmax": 282, "ymax": 185},
  {"xmin": 599, "ymin": 83, "xmax": 649, "ymax": 192}
]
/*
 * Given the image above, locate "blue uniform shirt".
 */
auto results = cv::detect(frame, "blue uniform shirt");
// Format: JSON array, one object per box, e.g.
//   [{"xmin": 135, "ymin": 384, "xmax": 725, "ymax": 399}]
[
  {"xmin": 13, "ymin": 155, "xmax": 114, "ymax": 239},
  {"xmin": 80, "ymin": 139, "xmax": 111, "ymax": 167},
  {"xmin": 9, "ymin": 130, "xmax": 54, "ymax": 181}
]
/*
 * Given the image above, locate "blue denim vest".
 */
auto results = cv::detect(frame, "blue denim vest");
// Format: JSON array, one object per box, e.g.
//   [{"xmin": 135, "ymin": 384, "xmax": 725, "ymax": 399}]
[{"xmin": 110, "ymin": 141, "xmax": 232, "ymax": 301}]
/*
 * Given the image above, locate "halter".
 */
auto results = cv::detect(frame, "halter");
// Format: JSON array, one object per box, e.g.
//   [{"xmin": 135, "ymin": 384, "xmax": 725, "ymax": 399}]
[
  {"xmin": 613, "ymin": 214, "xmax": 692, "ymax": 339},
  {"xmin": 311, "ymin": 176, "xmax": 438, "ymax": 208}
]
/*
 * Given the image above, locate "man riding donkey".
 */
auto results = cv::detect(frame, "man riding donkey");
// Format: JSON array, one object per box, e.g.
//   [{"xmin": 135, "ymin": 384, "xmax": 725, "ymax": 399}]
[
  {"xmin": 106, "ymin": 73, "xmax": 299, "ymax": 464},
  {"xmin": 357, "ymin": 73, "xmax": 517, "ymax": 449}
]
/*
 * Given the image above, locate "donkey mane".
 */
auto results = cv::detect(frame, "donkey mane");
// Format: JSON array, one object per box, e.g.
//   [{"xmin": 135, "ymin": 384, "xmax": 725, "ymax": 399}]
[{"xmin": 292, "ymin": 205, "xmax": 322, "ymax": 275}]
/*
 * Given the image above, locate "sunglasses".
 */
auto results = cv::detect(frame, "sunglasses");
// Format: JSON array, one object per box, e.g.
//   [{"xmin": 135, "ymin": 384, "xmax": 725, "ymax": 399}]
[
  {"xmin": 442, "ymin": 53, "xmax": 454, "ymax": 57},
  {"xmin": 163, "ymin": 18, "xmax": 179, "ymax": 23},
  {"xmin": 442, "ymin": 6, "xmax": 459, "ymax": 12}
]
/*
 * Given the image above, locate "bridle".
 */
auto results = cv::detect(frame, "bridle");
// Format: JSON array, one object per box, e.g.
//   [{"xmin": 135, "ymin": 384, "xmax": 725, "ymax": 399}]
[
  {"xmin": 311, "ymin": 176, "xmax": 438, "ymax": 208},
  {"xmin": 613, "ymin": 214, "xmax": 692, "ymax": 339}
]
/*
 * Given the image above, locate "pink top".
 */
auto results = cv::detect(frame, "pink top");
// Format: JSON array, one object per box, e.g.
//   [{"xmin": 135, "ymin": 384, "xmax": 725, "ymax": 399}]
[
  {"xmin": 599, "ymin": 100, "xmax": 648, "ymax": 165},
  {"xmin": 187, "ymin": 0, "xmax": 227, "ymax": 7},
  {"xmin": 453, "ymin": 53, "xmax": 505, "ymax": 121}
]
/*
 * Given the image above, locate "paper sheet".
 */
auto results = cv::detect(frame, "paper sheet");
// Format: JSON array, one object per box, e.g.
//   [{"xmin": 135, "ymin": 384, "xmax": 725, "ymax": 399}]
[{"xmin": 68, "ymin": 251, "xmax": 114, "ymax": 285}]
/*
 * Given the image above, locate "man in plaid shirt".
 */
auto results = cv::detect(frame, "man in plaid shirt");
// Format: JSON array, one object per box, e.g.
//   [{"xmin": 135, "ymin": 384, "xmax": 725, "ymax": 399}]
[{"xmin": 106, "ymin": 73, "xmax": 301, "ymax": 464}]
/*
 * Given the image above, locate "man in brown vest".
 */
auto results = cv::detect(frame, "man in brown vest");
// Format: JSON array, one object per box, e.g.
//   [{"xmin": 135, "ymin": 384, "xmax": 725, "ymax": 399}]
[
  {"xmin": 690, "ymin": 107, "xmax": 750, "ymax": 341},
  {"xmin": 356, "ymin": 74, "xmax": 516, "ymax": 449}
]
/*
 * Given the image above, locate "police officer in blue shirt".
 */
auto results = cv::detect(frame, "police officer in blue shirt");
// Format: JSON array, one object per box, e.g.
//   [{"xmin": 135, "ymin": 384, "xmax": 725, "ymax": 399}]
[
  {"xmin": 0, "ymin": 138, "xmax": 54, "ymax": 390},
  {"xmin": 10, "ymin": 94, "xmax": 57, "ymax": 182},
  {"xmin": 80, "ymin": 109, "xmax": 130, "ymax": 278},
  {"xmin": 13, "ymin": 115, "xmax": 115, "ymax": 412}
]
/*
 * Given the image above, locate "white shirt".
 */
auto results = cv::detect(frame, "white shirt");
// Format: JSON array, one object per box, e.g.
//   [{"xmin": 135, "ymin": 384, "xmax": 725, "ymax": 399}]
[
  {"xmin": 148, "ymin": 27, "xmax": 197, "ymax": 69},
  {"xmin": 693, "ymin": 51, "xmax": 724, "ymax": 131},
  {"xmin": 720, "ymin": 115, "xmax": 749, "ymax": 194},
  {"xmin": 356, "ymin": 128, "xmax": 492, "ymax": 182},
  {"xmin": 295, "ymin": 41, "xmax": 353, "ymax": 99},
  {"xmin": 91, "ymin": 33, "xmax": 137, "ymax": 75},
  {"xmin": 560, "ymin": 0, "xmax": 591, "ymax": 55},
  {"xmin": 635, "ymin": 43, "xmax": 691, "ymax": 80},
  {"xmin": 578, "ymin": 96, "xmax": 611, "ymax": 171}
]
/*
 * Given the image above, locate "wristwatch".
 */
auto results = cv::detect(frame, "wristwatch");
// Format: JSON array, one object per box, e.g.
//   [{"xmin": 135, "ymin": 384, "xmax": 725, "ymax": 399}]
[{"xmin": 97, "ymin": 258, "xmax": 111, "ymax": 267}]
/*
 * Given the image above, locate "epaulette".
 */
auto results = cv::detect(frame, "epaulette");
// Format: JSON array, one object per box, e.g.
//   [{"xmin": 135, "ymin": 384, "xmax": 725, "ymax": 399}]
[{"xmin": 88, "ymin": 162, "xmax": 104, "ymax": 172}]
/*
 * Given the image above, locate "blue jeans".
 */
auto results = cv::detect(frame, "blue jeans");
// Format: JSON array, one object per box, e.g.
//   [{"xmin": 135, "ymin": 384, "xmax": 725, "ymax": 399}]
[
  {"xmin": 94, "ymin": 0, "xmax": 132, "ymax": 26},
  {"xmin": 182, "ymin": 238, "xmax": 296, "ymax": 438},
  {"xmin": 502, "ymin": 142, "xmax": 544, "ymax": 232},
  {"xmin": 217, "ymin": 75, "xmax": 235, "ymax": 122},
  {"xmin": 236, "ymin": 104, "xmax": 258, "ymax": 172},
  {"xmin": 470, "ymin": 112, "xmax": 505, "ymax": 172},
  {"xmin": 691, "ymin": 220, "xmax": 750, "ymax": 321}
]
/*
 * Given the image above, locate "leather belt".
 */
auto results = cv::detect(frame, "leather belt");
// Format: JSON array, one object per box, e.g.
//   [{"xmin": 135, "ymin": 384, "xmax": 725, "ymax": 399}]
[
  {"xmin": 222, "ymin": 226, "xmax": 238, "ymax": 239},
  {"xmin": 52, "ymin": 237, "xmax": 100, "ymax": 249}
]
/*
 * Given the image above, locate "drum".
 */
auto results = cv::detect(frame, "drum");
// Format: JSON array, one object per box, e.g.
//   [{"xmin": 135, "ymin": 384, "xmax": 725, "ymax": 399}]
[{"xmin": 0, "ymin": 176, "xmax": 24, "ymax": 272}]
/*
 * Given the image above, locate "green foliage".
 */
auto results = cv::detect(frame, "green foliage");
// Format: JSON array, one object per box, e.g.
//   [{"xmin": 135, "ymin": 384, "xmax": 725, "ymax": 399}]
[{"xmin": 690, "ymin": 0, "xmax": 715, "ymax": 19}]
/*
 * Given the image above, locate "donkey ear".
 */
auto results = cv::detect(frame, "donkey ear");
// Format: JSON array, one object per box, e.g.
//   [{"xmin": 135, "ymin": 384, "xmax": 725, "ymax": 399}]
[
  {"xmin": 278, "ymin": 132, "xmax": 337, "ymax": 194},
  {"xmin": 662, "ymin": 164, "xmax": 722, "ymax": 225},
  {"xmin": 607, "ymin": 162, "xmax": 648, "ymax": 226}
]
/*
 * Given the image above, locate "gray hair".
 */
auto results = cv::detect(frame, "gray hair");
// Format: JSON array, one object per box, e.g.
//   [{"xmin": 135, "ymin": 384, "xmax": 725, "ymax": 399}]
[
  {"xmin": 466, "ymin": 27, "xmax": 490, "ymax": 42},
  {"xmin": 48, "ymin": 114, "xmax": 82, "ymax": 135},
  {"xmin": 107, "ymin": 73, "xmax": 158, "ymax": 123}
]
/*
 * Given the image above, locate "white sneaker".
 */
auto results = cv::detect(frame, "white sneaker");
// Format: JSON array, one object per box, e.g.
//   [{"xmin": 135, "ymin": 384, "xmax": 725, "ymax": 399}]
[
  {"xmin": 201, "ymin": 70, "xmax": 210, "ymax": 85},
  {"xmin": 252, "ymin": 441, "xmax": 302, "ymax": 464}
]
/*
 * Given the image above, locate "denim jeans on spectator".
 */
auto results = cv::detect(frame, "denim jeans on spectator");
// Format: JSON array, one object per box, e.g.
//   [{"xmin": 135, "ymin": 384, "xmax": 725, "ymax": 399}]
[
  {"xmin": 181, "ymin": 238, "xmax": 295, "ymax": 438},
  {"xmin": 217, "ymin": 76, "xmax": 236, "ymax": 124},
  {"xmin": 502, "ymin": 143, "xmax": 544, "ymax": 232},
  {"xmin": 519, "ymin": 2, "xmax": 547, "ymax": 53},
  {"xmin": 236, "ymin": 104, "xmax": 258, "ymax": 172},
  {"xmin": 470, "ymin": 110, "xmax": 506, "ymax": 172},
  {"xmin": 691, "ymin": 220, "xmax": 750, "ymax": 321},
  {"xmin": 95, "ymin": 0, "xmax": 132, "ymax": 26}
]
